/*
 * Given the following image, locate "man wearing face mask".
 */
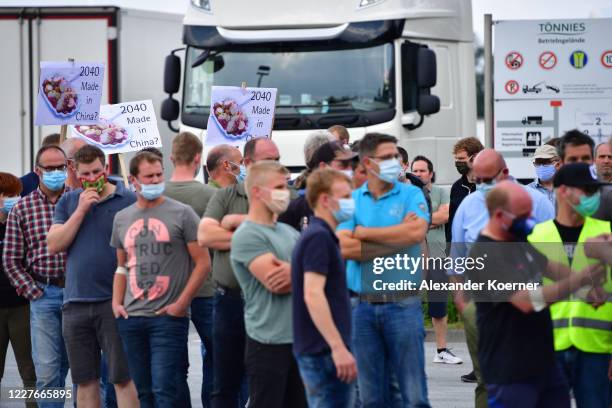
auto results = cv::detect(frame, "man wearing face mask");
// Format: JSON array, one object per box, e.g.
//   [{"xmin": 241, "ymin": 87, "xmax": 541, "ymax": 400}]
[
  {"xmin": 467, "ymin": 181, "xmax": 606, "ymax": 408},
  {"xmin": 447, "ymin": 137, "xmax": 484, "ymax": 244},
  {"xmin": 279, "ymin": 140, "xmax": 358, "ymax": 232},
  {"xmin": 528, "ymin": 144, "xmax": 560, "ymax": 208},
  {"xmin": 198, "ymin": 137, "xmax": 280, "ymax": 408},
  {"xmin": 528, "ymin": 163, "xmax": 611, "ymax": 408},
  {"xmin": 291, "ymin": 169, "xmax": 357, "ymax": 407},
  {"xmin": 230, "ymin": 161, "xmax": 306, "ymax": 408},
  {"xmin": 337, "ymin": 133, "xmax": 431, "ymax": 407},
  {"xmin": 3, "ymin": 145, "xmax": 70, "ymax": 408},
  {"xmin": 449, "ymin": 148, "xmax": 554, "ymax": 407},
  {"xmin": 111, "ymin": 151, "xmax": 210, "ymax": 407},
  {"xmin": 206, "ymin": 144, "xmax": 245, "ymax": 189},
  {"xmin": 46, "ymin": 145, "xmax": 139, "ymax": 408}
]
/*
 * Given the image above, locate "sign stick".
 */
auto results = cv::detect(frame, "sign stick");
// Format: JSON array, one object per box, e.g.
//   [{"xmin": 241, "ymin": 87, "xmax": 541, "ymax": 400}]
[
  {"xmin": 58, "ymin": 58, "xmax": 76, "ymax": 144},
  {"xmin": 118, "ymin": 153, "xmax": 129, "ymax": 187}
]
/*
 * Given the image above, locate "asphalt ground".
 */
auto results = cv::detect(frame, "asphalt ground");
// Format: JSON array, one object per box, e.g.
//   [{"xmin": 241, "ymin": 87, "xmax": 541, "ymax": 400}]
[{"xmin": 2, "ymin": 326, "xmax": 475, "ymax": 407}]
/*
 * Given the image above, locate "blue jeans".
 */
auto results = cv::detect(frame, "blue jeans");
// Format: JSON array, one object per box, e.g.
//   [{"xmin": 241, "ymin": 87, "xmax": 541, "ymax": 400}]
[
  {"xmin": 296, "ymin": 352, "xmax": 355, "ymax": 408},
  {"xmin": 351, "ymin": 297, "xmax": 430, "ymax": 408},
  {"xmin": 30, "ymin": 284, "xmax": 69, "ymax": 408},
  {"xmin": 116, "ymin": 315, "xmax": 189, "ymax": 408},
  {"xmin": 557, "ymin": 347, "xmax": 611, "ymax": 408},
  {"xmin": 211, "ymin": 289, "xmax": 248, "ymax": 408},
  {"xmin": 192, "ymin": 296, "xmax": 214, "ymax": 408},
  {"xmin": 100, "ymin": 354, "xmax": 117, "ymax": 408},
  {"xmin": 486, "ymin": 362, "xmax": 570, "ymax": 408}
]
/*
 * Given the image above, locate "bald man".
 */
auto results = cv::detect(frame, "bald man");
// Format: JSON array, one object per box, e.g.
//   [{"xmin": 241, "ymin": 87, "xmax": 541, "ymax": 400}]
[
  {"xmin": 448, "ymin": 148, "xmax": 554, "ymax": 407},
  {"xmin": 61, "ymin": 138, "xmax": 88, "ymax": 189},
  {"xmin": 206, "ymin": 144, "xmax": 244, "ymax": 189},
  {"xmin": 466, "ymin": 181, "xmax": 605, "ymax": 408}
]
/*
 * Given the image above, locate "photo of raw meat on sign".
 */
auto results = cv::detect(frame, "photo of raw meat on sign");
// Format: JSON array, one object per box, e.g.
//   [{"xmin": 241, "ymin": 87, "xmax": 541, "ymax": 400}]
[
  {"xmin": 74, "ymin": 119, "xmax": 130, "ymax": 148},
  {"xmin": 212, "ymin": 98, "xmax": 249, "ymax": 139},
  {"xmin": 41, "ymin": 75, "xmax": 79, "ymax": 117}
]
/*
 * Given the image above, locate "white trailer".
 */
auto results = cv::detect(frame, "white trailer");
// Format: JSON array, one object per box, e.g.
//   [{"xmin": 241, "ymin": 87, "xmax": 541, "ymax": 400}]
[
  {"xmin": 161, "ymin": 0, "xmax": 477, "ymax": 185},
  {"xmin": 0, "ymin": 5, "xmax": 183, "ymax": 176}
]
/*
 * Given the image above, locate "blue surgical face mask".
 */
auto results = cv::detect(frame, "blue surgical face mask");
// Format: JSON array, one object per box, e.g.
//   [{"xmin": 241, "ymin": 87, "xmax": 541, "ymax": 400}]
[
  {"xmin": 476, "ymin": 181, "xmax": 496, "ymax": 195},
  {"xmin": 572, "ymin": 191, "xmax": 600, "ymax": 217},
  {"xmin": 2, "ymin": 196, "xmax": 19, "ymax": 213},
  {"xmin": 42, "ymin": 170, "xmax": 67, "ymax": 191},
  {"xmin": 236, "ymin": 165, "xmax": 247, "ymax": 183},
  {"xmin": 510, "ymin": 217, "xmax": 536, "ymax": 240},
  {"xmin": 333, "ymin": 198, "xmax": 355, "ymax": 223},
  {"xmin": 140, "ymin": 182, "xmax": 165, "ymax": 201},
  {"xmin": 535, "ymin": 164, "xmax": 556, "ymax": 182},
  {"xmin": 374, "ymin": 158, "xmax": 402, "ymax": 184}
]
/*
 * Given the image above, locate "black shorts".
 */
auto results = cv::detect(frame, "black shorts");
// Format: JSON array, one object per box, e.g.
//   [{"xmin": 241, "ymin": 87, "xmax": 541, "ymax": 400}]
[{"xmin": 62, "ymin": 300, "xmax": 130, "ymax": 385}]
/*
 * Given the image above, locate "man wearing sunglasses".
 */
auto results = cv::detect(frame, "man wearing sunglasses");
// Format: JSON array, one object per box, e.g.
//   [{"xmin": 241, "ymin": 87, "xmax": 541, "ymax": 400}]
[{"xmin": 528, "ymin": 162, "xmax": 611, "ymax": 408}]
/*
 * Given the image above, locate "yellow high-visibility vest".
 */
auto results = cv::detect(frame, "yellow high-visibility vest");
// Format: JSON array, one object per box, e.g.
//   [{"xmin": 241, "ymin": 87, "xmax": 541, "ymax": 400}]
[{"xmin": 528, "ymin": 217, "xmax": 612, "ymax": 353}]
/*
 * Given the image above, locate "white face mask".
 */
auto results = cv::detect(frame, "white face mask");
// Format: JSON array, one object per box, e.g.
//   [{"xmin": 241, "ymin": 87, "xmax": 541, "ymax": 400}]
[{"xmin": 262, "ymin": 188, "xmax": 290, "ymax": 214}]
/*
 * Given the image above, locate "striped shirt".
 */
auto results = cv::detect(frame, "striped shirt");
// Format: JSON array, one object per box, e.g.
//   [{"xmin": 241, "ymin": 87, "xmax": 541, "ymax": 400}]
[{"xmin": 2, "ymin": 188, "xmax": 68, "ymax": 300}]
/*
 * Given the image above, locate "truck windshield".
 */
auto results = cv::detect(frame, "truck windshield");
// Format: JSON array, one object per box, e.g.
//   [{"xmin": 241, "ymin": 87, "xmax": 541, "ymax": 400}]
[{"xmin": 183, "ymin": 43, "xmax": 394, "ymax": 117}]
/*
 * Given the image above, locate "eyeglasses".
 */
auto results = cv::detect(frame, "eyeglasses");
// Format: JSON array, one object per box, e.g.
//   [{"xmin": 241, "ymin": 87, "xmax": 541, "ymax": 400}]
[
  {"xmin": 474, "ymin": 168, "xmax": 503, "ymax": 185},
  {"xmin": 37, "ymin": 164, "xmax": 67, "ymax": 172},
  {"xmin": 370, "ymin": 153, "xmax": 400, "ymax": 161}
]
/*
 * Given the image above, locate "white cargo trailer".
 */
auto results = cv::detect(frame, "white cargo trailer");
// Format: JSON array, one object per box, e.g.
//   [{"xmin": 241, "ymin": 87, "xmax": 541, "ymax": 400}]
[{"xmin": 0, "ymin": 5, "xmax": 183, "ymax": 176}]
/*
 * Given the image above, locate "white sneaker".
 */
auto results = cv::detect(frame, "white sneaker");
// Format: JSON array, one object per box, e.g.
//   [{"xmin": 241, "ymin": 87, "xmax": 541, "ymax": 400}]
[{"xmin": 433, "ymin": 348, "xmax": 463, "ymax": 364}]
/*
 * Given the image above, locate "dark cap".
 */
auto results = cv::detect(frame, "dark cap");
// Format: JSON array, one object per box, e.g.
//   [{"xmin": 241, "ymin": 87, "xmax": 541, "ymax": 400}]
[
  {"xmin": 309, "ymin": 141, "xmax": 358, "ymax": 169},
  {"xmin": 553, "ymin": 163, "xmax": 606, "ymax": 188}
]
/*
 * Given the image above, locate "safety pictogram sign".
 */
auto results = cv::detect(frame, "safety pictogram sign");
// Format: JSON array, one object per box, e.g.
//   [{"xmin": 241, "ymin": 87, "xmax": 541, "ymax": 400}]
[
  {"xmin": 601, "ymin": 50, "xmax": 612, "ymax": 68},
  {"xmin": 505, "ymin": 51, "xmax": 523, "ymax": 70},
  {"xmin": 505, "ymin": 80, "xmax": 520, "ymax": 94},
  {"xmin": 539, "ymin": 51, "xmax": 557, "ymax": 70}
]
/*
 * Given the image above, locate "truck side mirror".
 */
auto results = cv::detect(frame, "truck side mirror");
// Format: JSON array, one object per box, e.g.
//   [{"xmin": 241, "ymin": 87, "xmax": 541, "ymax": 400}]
[
  {"xmin": 161, "ymin": 97, "xmax": 179, "ymax": 122},
  {"xmin": 164, "ymin": 54, "xmax": 181, "ymax": 94},
  {"xmin": 416, "ymin": 47, "xmax": 440, "ymax": 116},
  {"xmin": 162, "ymin": 49, "xmax": 184, "ymax": 132}
]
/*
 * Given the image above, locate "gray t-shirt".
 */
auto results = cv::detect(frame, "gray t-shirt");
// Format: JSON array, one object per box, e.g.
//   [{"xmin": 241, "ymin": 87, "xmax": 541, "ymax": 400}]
[
  {"xmin": 110, "ymin": 198, "xmax": 200, "ymax": 317},
  {"xmin": 426, "ymin": 185, "xmax": 450, "ymax": 259},
  {"xmin": 165, "ymin": 180, "xmax": 216, "ymax": 298},
  {"xmin": 230, "ymin": 220, "xmax": 299, "ymax": 344}
]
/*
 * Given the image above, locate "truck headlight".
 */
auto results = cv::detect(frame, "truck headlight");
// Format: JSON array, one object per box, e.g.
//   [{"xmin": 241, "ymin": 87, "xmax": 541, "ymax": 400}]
[
  {"xmin": 358, "ymin": 0, "xmax": 385, "ymax": 8},
  {"xmin": 191, "ymin": 0, "xmax": 212, "ymax": 12}
]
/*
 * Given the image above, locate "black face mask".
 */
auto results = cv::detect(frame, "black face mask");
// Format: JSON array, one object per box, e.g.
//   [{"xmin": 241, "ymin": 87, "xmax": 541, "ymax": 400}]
[{"xmin": 455, "ymin": 161, "xmax": 470, "ymax": 175}]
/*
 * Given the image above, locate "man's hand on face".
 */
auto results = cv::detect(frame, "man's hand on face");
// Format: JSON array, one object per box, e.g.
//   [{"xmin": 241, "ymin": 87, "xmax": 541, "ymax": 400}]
[{"xmin": 76, "ymin": 187, "xmax": 100, "ymax": 214}]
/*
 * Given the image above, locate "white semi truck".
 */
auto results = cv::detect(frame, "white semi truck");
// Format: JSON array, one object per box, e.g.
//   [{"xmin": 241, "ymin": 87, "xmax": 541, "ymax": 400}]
[{"xmin": 162, "ymin": 0, "xmax": 477, "ymax": 184}]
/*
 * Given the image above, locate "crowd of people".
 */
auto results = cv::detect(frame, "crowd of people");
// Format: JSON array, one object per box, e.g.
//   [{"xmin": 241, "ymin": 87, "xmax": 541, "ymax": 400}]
[{"xmin": 0, "ymin": 126, "xmax": 610, "ymax": 408}]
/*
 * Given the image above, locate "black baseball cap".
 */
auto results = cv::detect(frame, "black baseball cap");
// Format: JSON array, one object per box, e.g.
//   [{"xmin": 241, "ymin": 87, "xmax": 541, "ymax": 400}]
[
  {"xmin": 309, "ymin": 141, "xmax": 358, "ymax": 169},
  {"xmin": 553, "ymin": 162, "xmax": 606, "ymax": 188}
]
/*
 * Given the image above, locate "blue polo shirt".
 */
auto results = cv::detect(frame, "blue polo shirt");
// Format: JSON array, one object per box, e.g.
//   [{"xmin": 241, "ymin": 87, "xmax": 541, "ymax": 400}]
[
  {"xmin": 54, "ymin": 181, "xmax": 136, "ymax": 303},
  {"xmin": 337, "ymin": 181, "xmax": 430, "ymax": 293},
  {"xmin": 291, "ymin": 216, "xmax": 351, "ymax": 355}
]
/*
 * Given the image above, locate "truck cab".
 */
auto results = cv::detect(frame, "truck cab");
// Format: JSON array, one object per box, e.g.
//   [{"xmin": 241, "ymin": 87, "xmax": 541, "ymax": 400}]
[{"xmin": 162, "ymin": 0, "xmax": 476, "ymax": 185}]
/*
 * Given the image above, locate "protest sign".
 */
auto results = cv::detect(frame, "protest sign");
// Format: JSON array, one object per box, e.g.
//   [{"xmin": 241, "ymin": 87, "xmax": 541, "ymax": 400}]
[
  {"xmin": 35, "ymin": 61, "xmax": 105, "ymax": 125},
  {"xmin": 70, "ymin": 99, "xmax": 161, "ymax": 154},
  {"xmin": 205, "ymin": 85, "xmax": 277, "ymax": 151}
]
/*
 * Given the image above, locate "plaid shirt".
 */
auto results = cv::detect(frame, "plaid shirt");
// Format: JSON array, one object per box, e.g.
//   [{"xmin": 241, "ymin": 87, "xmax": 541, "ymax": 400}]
[{"xmin": 2, "ymin": 188, "xmax": 68, "ymax": 300}]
